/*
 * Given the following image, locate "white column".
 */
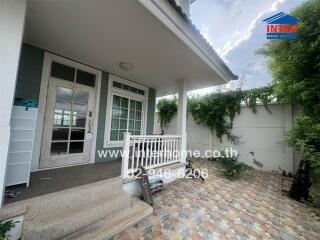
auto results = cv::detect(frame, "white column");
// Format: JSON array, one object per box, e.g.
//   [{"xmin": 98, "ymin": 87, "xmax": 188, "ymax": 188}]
[
  {"xmin": 0, "ymin": 0, "xmax": 27, "ymax": 207},
  {"xmin": 176, "ymin": 80, "xmax": 187, "ymax": 163}
]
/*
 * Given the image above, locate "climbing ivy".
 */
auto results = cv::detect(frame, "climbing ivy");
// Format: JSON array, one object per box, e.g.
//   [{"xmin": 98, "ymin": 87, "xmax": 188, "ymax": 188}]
[
  {"xmin": 157, "ymin": 86, "xmax": 274, "ymax": 143},
  {"xmin": 242, "ymin": 87, "xmax": 274, "ymax": 113},
  {"xmin": 189, "ymin": 86, "xmax": 274, "ymax": 143},
  {"xmin": 156, "ymin": 97, "xmax": 178, "ymax": 131}
]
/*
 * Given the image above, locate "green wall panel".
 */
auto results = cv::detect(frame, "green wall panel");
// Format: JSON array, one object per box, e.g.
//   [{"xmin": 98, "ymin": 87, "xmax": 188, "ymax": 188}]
[
  {"xmin": 146, "ymin": 88, "xmax": 156, "ymax": 135},
  {"xmin": 15, "ymin": 43, "xmax": 44, "ymax": 101}
]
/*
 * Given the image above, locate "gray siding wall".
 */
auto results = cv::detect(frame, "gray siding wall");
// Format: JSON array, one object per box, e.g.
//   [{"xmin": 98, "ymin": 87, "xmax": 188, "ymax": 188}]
[
  {"xmin": 15, "ymin": 43, "xmax": 156, "ymax": 163},
  {"xmin": 94, "ymin": 72, "xmax": 124, "ymax": 162},
  {"xmin": 15, "ymin": 43, "xmax": 44, "ymax": 100},
  {"xmin": 146, "ymin": 88, "xmax": 156, "ymax": 135}
]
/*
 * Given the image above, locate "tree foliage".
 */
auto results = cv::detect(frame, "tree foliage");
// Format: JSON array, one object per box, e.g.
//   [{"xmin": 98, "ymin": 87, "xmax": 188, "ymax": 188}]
[{"xmin": 258, "ymin": 0, "xmax": 320, "ymax": 180}]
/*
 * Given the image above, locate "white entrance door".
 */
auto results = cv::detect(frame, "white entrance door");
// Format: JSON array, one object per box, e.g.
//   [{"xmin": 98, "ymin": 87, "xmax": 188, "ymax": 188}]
[{"xmin": 40, "ymin": 78, "xmax": 95, "ymax": 169}]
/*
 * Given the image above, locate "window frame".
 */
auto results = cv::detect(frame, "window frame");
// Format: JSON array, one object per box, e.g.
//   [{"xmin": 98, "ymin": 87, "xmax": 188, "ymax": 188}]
[{"xmin": 104, "ymin": 75, "xmax": 148, "ymax": 147}]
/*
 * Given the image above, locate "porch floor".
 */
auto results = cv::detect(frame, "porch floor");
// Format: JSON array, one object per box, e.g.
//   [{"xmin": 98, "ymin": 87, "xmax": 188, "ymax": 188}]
[
  {"xmin": 112, "ymin": 159, "xmax": 320, "ymax": 240},
  {"xmin": 5, "ymin": 160, "xmax": 121, "ymax": 205}
]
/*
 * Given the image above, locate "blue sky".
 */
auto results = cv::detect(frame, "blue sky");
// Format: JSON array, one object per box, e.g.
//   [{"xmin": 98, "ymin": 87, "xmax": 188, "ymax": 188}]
[{"xmin": 189, "ymin": 0, "xmax": 304, "ymax": 93}]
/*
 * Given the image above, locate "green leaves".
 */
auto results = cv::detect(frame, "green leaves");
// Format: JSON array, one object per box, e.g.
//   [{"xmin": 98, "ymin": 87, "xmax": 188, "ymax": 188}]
[
  {"xmin": 0, "ymin": 220, "xmax": 16, "ymax": 240},
  {"xmin": 285, "ymin": 116, "xmax": 320, "ymax": 179},
  {"xmin": 157, "ymin": 87, "xmax": 273, "ymax": 143},
  {"xmin": 258, "ymin": 0, "xmax": 320, "ymax": 180},
  {"xmin": 210, "ymin": 155, "xmax": 252, "ymax": 180},
  {"xmin": 188, "ymin": 86, "xmax": 273, "ymax": 144},
  {"xmin": 157, "ymin": 97, "xmax": 178, "ymax": 131}
]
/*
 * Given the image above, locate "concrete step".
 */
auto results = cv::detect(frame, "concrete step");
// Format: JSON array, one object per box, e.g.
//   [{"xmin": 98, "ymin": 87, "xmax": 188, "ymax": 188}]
[
  {"xmin": 25, "ymin": 189, "xmax": 129, "ymax": 224},
  {"xmin": 21, "ymin": 177, "xmax": 139, "ymax": 240},
  {"xmin": 24, "ymin": 177, "xmax": 124, "ymax": 219},
  {"xmin": 63, "ymin": 197, "xmax": 153, "ymax": 240},
  {"xmin": 23, "ymin": 193, "xmax": 130, "ymax": 240}
]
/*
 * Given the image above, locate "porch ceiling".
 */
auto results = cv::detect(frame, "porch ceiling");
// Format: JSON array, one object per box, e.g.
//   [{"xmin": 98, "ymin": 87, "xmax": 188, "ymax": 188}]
[{"xmin": 24, "ymin": 0, "xmax": 235, "ymax": 96}]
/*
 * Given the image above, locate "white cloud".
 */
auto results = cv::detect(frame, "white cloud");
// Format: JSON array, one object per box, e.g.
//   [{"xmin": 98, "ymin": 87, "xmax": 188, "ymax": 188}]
[
  {"xmin": 219, "ymin": 0, "xmax": 286, "ymax": 58},
  {"xmin": 190, "ymin": 0, "xmax": 303, "ymax": 92},
  {"xmin": 200, "ymin": 24, "xmax": 213, "ymax": 46},
  {"xmin": 271, "ymin": 0, "xmax": 285, "ymax": 11}
]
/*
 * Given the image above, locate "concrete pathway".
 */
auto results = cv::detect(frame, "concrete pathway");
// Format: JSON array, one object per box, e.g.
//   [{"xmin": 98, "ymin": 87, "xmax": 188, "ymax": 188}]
[{"xmin": 112, "ymin": 159, "xmax": 320, "ymax": 240}]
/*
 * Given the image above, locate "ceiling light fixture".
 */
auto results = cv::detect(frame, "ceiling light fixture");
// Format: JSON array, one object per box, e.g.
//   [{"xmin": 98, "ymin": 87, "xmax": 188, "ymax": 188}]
[{"xmin": 119, "ymin": 62, "xmax": 134, "ymax": 71}]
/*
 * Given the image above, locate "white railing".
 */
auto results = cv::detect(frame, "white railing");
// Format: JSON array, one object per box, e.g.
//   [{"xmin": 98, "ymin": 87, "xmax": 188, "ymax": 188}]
[{"xmin": 121, "ymin": 133, "xmax": 182, "ymax": 178}]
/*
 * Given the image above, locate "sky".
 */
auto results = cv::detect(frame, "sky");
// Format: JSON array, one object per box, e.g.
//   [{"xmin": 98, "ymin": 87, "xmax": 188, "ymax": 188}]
[{"xmin": 189, "ymin": 0, "xmax": 305, "ymax": 94}]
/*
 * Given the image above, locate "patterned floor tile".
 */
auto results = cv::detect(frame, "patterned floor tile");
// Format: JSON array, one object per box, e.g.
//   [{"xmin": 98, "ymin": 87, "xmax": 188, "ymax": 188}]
[{"xmin": 112, "ymin": 159, "xmax": 320, "ymax": 240}]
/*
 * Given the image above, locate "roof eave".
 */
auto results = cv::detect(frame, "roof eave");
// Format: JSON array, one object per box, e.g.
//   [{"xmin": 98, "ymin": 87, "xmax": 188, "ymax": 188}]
[{"xmin": 166, "ymin": 0, "xmax": 238, "ymax": 82}]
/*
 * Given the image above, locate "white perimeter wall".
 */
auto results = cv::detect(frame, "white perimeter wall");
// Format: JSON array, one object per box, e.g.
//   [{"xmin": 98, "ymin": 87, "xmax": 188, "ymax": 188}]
[{"xmin": 155, "ymin": 103, "xmax": 300, "ymax": 174}]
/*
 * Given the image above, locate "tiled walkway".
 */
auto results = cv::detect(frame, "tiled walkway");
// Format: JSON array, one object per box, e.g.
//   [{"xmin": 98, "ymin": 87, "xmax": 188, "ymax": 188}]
[{"xmin": 112, "ymin": 159, "xmax": 320, "ymax": 240}]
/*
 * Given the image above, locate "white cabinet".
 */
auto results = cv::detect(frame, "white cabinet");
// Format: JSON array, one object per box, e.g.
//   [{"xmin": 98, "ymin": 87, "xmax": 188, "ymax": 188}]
[{"xmin": 6, "ymin": 106, "xmax": 37, "ymax": 187}]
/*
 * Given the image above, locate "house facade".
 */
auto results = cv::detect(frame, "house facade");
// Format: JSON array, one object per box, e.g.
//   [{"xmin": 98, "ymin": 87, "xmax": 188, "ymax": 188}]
[{"xmin": 0, "ymin": 0, "xmax": 236, "ymax": 239}]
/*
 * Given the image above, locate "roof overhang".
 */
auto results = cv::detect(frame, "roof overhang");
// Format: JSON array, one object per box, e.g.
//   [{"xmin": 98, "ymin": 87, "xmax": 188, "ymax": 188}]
[{"xmin": 24, "ymin": 0, "xmax": 237, "ymax": 97}]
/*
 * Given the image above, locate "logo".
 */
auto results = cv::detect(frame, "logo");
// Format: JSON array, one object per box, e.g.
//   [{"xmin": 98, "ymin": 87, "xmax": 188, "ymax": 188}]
[{"xmin": 263, "ymin": 12, "xmax": 300, "ymax": 40}]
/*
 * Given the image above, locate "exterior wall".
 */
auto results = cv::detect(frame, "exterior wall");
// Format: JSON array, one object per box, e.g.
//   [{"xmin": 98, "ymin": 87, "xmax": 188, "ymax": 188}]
[
  {"xmin": 146, "ymin": 88, "xmax": 156, "ymax": 135},
  {"xmin": 155, "ymin": 103, "xmax": 299, "ymax": 174},
  {"xmin": 14, "ymin": 43, "xmax": 157, "ymax": 166},
  {"xmin": 15, "ymin": 43, "xmax": 44, "ymax": 101}
]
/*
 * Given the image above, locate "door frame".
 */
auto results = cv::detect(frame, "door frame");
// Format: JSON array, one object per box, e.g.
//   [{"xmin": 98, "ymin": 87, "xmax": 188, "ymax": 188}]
[{"xmin": 32, "ymin": 52, "xmax": 102, "ymax": 171}]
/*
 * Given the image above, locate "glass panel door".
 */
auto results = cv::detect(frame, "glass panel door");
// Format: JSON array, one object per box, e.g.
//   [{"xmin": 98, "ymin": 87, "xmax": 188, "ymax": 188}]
[{"xmin": 50, "ymin": 87, "xmax": 89, "ymax": 155}]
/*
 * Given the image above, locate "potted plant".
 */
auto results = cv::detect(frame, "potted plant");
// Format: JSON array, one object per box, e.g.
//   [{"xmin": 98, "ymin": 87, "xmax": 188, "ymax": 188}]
[{"xmin": 0, "ymin": 220, "xmax": 16, "ymax": 240}]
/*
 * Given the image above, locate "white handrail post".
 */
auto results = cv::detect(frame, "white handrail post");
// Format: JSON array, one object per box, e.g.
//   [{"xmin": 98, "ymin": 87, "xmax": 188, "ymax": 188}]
[{"xmin": 121, "ymin": 132, "xmax": 131, "ymax": 178}]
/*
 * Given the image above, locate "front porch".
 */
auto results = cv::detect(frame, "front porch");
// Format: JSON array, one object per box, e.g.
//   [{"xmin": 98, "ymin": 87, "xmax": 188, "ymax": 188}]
[
  {"xmin": 5, "ymin": 160, "xmax": 121, "ymax": 204},
  {"xmin": 1, "ymin": 0, "xmax": 236, "ymax": 207},
  {"xmin": 0, "ymin": 0, "xmax": 237, "ymax": 239}
]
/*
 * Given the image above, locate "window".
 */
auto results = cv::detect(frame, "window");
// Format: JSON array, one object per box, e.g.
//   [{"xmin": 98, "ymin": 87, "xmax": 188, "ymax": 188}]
[
  {"xmin": 110, "ymin": 95, "xmax": 143, "ymax": 141},
  {"xmin": 105, "ymin": 75, "xmax": 148, "ymax": 146},
  {"xmin": 51, "ymin": 62, "xmax": 96, "ymax": 87},
  {"xmin": 112, "ymin": 81, "xmax": 145, "ymax": 95}
]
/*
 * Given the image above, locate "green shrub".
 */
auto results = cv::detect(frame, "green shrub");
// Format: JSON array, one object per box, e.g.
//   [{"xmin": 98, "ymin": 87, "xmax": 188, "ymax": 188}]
[{"xmin": 210, "ymin": 155, "xmax": 252, "ymax": 180}]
